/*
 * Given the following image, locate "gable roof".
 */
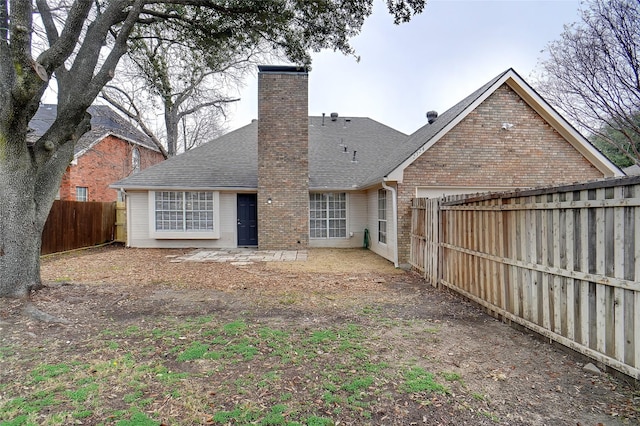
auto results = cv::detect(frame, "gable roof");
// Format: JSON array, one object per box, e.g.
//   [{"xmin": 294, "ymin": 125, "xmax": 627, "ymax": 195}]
[
  {"xmin": 382, "ymin": 68, "xmax": 622, "ymax": 183},
  {"xmin": 29, "ymin": 104, "xmax": 160, "ymax": 156},
  {"xmin": 113, "ymin": 116, "xmax": 408, "ymax": 191},
  {"xmin": 113, "ymin": 68, "xmax": 623, "ymax": 192}
]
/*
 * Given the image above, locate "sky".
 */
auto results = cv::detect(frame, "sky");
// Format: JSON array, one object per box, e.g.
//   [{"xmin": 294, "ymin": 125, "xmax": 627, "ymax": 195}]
[{"xmin": 225, "ymin": 0, "xmax": 583, "ymax": 135}]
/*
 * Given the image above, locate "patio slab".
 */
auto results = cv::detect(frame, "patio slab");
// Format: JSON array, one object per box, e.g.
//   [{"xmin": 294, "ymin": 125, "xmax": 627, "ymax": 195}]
[{"xmin": 174, "ymin": 249, "xmax": 308, "ymax": 264}]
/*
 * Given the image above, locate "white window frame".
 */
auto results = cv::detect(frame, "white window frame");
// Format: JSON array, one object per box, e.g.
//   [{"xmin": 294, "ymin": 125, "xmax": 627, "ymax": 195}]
[
  {"xmin": 309, "ymin": 192, "xmax": 348, "ymax": 239},
  {"xmin": 148, "ymin": 191, "xmax": 220, "ymax": 239},
  {"xmin": 76, "ymin": 186, "xmax": 88, "ymax": 202},
  {"xmin": 378, "ymin": 189, "xmax": 387, "ymax": 244}
]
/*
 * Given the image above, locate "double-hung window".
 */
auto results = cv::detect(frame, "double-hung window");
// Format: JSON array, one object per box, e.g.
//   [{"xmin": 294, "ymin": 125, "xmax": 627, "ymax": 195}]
[
  {"xmin": 378, "ymin": 189, "xmax": 387, "ymax": 244},
  {"xmin": 309, "ymin": 193, "xmax": 347, "ymax": 238},
  {"xmin": 76, "ymin": 187, "xmax": 88, "ymax": 202},
  {"xmin": 150, "ymin": 191, "xmax": 219, "ymax": 239}
]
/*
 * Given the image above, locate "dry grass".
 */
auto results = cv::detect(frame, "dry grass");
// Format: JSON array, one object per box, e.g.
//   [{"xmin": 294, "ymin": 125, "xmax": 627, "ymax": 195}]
[{"xmin": 266, "ymin": 248, "xmax": 404, "ymax": 274}]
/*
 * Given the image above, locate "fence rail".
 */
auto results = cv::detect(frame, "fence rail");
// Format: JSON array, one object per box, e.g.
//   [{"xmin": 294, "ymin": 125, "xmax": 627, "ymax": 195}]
[
  {"xmin": 410, "ymin": 176, "xmax": 640, "ymax": 380},
  {"xmin": 42, "ymin": 200, "xmax": 116, "ymax": 255}
]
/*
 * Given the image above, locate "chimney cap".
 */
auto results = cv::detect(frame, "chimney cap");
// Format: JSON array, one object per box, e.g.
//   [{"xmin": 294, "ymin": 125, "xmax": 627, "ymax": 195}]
[{"xmin": 258, "ymin": 65, "xmax": 308, "ymax": 74}]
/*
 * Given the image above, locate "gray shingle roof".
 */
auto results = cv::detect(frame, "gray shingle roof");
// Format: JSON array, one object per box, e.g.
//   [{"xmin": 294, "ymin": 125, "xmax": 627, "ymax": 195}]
[
  {"xmin": 29, "ymin": 104, "xmax": 159, "ymax": 154},
  {"xmin": 114, "ymin": 122, "xmax": 259, "ymax": 189},
  {"xmin": 113, "ymin": 68, "xmax": 537, "ymax": 191},
  {"xmin": 113, "ymin": 116, "xmax": 408, "ymax": 190}
]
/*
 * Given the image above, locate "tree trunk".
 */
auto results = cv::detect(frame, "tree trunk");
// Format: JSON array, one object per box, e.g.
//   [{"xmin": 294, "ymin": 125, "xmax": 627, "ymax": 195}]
[
  {"xmin": 166, "ymin": 110, "xmax": 180, "ymax": 157},
  {"xmin": 0, "ymin": 132, "xmax": 73, "ymax": 299},
  {"xmin": 0, "ymin": 198, "xmax": 43, "ymax": 298},
  {"xmin": 0, "ymin": 165, "xmax": 44, "ymax": 298}
]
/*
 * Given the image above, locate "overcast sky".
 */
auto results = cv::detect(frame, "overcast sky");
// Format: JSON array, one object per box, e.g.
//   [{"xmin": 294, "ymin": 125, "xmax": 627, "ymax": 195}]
[{"xmin": 225, "ymin": 0, "xmax": 583, "ymax": 135}]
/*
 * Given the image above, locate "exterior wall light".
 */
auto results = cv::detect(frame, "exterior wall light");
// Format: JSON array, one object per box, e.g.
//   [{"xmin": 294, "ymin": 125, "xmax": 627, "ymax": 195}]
[{"xmin": 267, "ymin": 198, "xmax": 272, "ymax": 204}]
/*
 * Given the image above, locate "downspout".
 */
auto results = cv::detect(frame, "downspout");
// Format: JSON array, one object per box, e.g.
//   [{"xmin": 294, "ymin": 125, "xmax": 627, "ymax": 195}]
[{"xmin": 381, "ymin": 179, "xmax": 399, "ymax": 268}]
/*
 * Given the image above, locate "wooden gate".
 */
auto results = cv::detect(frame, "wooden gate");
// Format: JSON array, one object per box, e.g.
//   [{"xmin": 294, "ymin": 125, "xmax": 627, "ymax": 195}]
[
  {"xmin": 410, "ymin": 197, "xmax": 440, "ymax": 286},
  {"xmin": 115, "ymin": 201, "xmax": 127, "ymax": 243}
]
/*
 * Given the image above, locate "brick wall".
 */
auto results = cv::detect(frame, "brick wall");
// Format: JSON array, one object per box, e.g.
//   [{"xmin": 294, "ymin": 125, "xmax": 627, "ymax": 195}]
[
  {"xmin": 59, "ymin": 136, "xmax": 164, "ymax": 202},
  {"xmin": 257, "ymin": 66, "xmax": 309, "ymax": 249},
  {"xmin": 396, "ymin": 84, "xmax": 605, "ymax": 263}
]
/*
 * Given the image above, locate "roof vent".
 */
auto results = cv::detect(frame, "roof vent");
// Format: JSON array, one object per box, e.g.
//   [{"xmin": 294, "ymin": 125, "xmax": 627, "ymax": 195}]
[
  {"xmin": 426, "ymin": 110, "xmax": 438, "ymax": 124},
  {"xmin": 330, "ymin": 112, "xmax": 338, "ymax": 121}
]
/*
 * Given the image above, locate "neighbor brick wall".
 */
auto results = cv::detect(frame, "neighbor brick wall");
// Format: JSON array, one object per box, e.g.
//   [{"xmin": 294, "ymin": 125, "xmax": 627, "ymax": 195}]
[
  {"xmin": 257, "ymin": 67, "xmax": 309, "ymax": 249},
  {"xmin": 59, "ymin": 136, "xmax": 164, "ymax": 202},
  {"xmin": 395, "ymin": 84, "xmax": 605, "ymax": 263}
]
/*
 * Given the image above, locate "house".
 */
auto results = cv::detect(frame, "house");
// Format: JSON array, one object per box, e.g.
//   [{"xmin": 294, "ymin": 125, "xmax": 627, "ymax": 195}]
[
  {"xmin": 624, "ymin": 164, "xmax": 640, "ymax": 175},
  {"xmin": 30, "ymin": 104, "xmax": 165, "ymax": 202},
  {"xmin": 112, "ymin": 66, "xmax": 622, "ymax": 266}
]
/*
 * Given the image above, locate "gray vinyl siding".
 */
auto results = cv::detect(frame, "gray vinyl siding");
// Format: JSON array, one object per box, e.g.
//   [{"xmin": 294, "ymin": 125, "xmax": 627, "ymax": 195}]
[{"xmin": 127, "ymin": 190, "xmax": 238, "ymax": 248}]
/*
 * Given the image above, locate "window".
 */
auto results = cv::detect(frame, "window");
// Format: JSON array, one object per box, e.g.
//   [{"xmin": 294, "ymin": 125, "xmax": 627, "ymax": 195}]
[
  {"xmin": 132, "ymin": 147, "xmax": 140, "ymax": 173},
  {"xmin": 76, "ymin": 187, "xmax": 88, "ymax": 202},
  {"xmin": 149, "ymin": 191, "xmax": 220, "ymax": 239},
  {"xmin": 309, "ymin": 193, "xmax": 346, "ymax": 238},
  {"xmin": 155, "ymin": 191, "xmax": 214, "ymax": 231},
  {"xmin": 378, "ymin": 189, "xmax": 387, "ymax": 244}
]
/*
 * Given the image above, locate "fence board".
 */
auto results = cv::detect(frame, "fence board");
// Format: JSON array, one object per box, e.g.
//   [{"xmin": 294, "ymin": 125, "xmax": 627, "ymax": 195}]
[
  {"xmin": 42, "ymin": 200, "xmax": 115, "ymax": 255},
  {"xmin": 411, "ymin": 176, "xmax": 640, "ymax": 380}
]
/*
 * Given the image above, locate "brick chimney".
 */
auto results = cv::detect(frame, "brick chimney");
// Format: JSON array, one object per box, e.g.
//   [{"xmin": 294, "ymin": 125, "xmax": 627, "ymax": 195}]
[{"xmin": 257, "ymin": 65, "xmax": 309, "ymax": 249}]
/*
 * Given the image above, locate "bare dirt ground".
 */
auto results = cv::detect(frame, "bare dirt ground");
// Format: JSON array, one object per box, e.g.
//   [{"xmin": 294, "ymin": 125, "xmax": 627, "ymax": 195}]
[{"xmin": 1, "ymin": 245, "xmax": 639, "ymax": 425}]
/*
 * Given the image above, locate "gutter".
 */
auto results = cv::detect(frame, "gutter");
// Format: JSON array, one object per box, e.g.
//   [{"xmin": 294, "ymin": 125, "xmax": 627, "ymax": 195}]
[{"xmin": 381, "ymin": 179, "xmax": 399, "ymax": 268}]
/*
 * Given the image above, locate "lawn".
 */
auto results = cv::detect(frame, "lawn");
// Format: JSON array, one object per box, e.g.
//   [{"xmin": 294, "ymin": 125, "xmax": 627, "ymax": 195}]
[{"xmin": 0, "ymin": 246, "xmax": 637, "ymax": 425}]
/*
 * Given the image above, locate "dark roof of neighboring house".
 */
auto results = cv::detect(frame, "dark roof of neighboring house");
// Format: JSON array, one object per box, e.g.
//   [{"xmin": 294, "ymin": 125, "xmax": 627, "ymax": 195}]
[
  {"xmin": 29, "ymin": 104, "xmax": 160, "ymax": 155},
  {"xmin": 113, "ymin": 116, "xmax": 408, "ymax": 191}
]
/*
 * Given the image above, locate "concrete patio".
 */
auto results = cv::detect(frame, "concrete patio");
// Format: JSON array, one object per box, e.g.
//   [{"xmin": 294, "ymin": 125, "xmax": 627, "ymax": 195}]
[{"xmin": 169, "ymin": 249, "xmax": 308, "ymax": 265}]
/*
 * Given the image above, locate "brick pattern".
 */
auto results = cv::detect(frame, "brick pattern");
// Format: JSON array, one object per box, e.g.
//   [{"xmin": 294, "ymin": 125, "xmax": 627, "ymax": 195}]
[
  {"xmin": 59, "ymin": 136, "xmax": 164, "ymax": 202},
  {"xmin": 257, "ymin": 70, "xmax": 309, "ymax": 249},
  {"xmin": 395, "ymin": 84, "xmax": 605, "ymax": 263}
]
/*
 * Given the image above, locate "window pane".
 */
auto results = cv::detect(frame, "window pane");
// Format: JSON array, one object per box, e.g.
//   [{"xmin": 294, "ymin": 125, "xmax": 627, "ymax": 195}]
[
  {"xmin": 378, "ymin": 189, "xmax": 387, "ymax": 243},
  {"xmin": 76, "ymin": 187, "xmax": 88, "ymax": 202},
  {"xmin": 155, "ymin": 191, "xmax": 214, "ymax": 232},
  {"xmin": 309, "ymin": 192, "xmax": 346, "ymax": 239}
]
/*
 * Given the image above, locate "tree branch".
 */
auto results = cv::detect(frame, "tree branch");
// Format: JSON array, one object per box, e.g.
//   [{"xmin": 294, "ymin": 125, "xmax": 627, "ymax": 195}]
[
  {"xmin": 102, "ymin": 85, "xmax": 169, "ymax": 158},
  {"xmin": 36, "ymin": 0, "xmax": 93, "ymax": 74}
]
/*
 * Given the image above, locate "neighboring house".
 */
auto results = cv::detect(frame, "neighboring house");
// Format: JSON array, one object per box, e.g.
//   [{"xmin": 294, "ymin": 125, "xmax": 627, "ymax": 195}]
[
  {"xmin": 113, "ymin": 66, "xmax": 622, "ymax": 266},
  {"xmin": 624, "ymin": 164, "xmax": 640, "ymax": 175},
  {"xmin": 29, "ymin": 104, "xmax": 165, "ymax": 202}
]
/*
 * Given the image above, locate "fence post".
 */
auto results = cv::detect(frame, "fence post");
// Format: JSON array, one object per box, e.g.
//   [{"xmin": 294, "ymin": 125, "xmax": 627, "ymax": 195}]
[{"xmin": 436, "ymin": 197, "xmax": 442, "ymax": 289}]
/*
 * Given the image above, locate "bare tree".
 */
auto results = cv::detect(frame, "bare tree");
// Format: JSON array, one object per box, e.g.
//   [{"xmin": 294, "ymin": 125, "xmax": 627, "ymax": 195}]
[
  {"xmin": 536, "ymin": 0, "xmax": 640, "ymax": 166},
  {"xmin": 102, "ymin": 24, "xmax": 266, "ymax": 157},
  {"xmin": 0, "ymin": 0, "xmax": 426, "ymax": 299}
]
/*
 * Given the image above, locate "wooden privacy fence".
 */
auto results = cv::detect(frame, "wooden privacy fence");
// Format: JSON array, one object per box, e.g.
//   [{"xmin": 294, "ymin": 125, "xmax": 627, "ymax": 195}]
[
  {"xmin": 410, "ymin": 176, "xmax": 640, "ymax": 380},
  {"xmin": 42, "ymin": 200, "xmax": 116, "ymax": 255}
]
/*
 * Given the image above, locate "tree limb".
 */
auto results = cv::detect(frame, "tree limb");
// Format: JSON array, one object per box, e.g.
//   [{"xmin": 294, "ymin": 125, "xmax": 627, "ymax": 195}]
[{"xmin": 102, "ymin": 85, "xmax": 169, "ymax": 158}]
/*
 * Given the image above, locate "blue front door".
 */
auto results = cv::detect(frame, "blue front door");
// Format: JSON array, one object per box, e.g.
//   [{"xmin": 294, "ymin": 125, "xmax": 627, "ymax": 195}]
[{"xmin": 237, "ymin": 194, "xmax": 258, "ymax": 246}]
